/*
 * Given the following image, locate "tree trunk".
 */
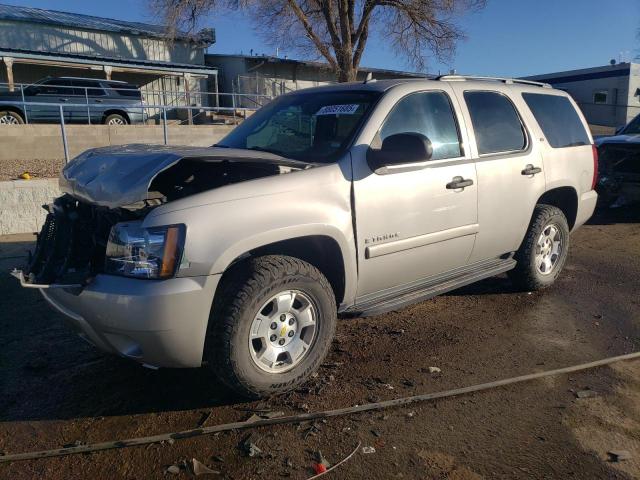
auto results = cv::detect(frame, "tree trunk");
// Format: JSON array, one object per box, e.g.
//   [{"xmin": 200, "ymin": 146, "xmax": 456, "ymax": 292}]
[{"xmin": 336, "ymin": 57, "xmax": 358, "ymax": 82}]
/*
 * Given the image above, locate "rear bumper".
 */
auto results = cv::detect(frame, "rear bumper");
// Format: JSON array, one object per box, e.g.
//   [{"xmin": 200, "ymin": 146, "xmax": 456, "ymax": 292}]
[
  {"xmin": 574, "ymin": 189, "xmax": 598, "ymax": 230},
  {"xmin": 126, "ymin": 109, "xmax": 147, "ymax": 124},
  {"xmin": 41, "ymin": 273, "xmax": 221, "ymax": 368}
]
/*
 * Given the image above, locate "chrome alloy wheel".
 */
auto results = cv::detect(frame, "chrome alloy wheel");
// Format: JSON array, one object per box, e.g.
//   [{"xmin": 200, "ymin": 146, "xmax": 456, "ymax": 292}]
[
  {"xmin": 0, "ymin": 114, "xmax": 19, "ymax": 124},
  {"xmin": 107, "ymin": 117, "xmax": 126, "ymax": 125},
  {"xmin": 248, "ymin": 290, "xmax": 318, "ymax": 373},
  {"xmin": 535, "ymin": 223, "xmax": 563, "ymax": 275}
]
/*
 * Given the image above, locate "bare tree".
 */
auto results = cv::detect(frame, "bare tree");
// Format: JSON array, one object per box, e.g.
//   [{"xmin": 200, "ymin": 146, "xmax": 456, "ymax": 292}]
[{"xmin": 153, "ymin": 0, "xmax": 486, "ymax": 82}]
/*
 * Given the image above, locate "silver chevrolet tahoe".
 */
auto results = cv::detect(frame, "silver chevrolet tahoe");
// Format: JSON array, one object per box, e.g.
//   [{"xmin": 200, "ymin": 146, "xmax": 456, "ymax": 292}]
[{"xmin": 13, "ymin": 76, "xmax": 598, "ymax": 398}]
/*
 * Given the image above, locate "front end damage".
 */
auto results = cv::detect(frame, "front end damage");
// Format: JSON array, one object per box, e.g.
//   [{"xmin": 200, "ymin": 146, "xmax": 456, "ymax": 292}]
[
  {"xmin": 15, "ymin": 144, "xmax": 308, "ymax": 288},
  {"xmin": 11, "ymin": 144, "xmax": 310, "ymax": 367},
  {"xmin": 14, "ymin": 195, "xmax": 139, "ymax": 288}
]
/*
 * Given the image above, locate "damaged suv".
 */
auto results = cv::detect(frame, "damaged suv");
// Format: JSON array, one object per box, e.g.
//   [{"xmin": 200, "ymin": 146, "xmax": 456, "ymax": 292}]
[{"xmin": 13, "ymin": 76, "xmax": 598, "ymax": 398}]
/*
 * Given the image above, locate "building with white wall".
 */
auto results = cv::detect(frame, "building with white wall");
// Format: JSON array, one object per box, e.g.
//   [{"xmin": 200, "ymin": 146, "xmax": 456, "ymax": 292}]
[
  {"xmin": 525, "ymin": 62, "xmax": 638, "ymax": 128},
  {"xmin": 206, "ymin": 53, "xmax": 426, "ymax": 108},
  {"xmin": 0, "ymin": 4, "xmax": 218, "ymax": 109}
]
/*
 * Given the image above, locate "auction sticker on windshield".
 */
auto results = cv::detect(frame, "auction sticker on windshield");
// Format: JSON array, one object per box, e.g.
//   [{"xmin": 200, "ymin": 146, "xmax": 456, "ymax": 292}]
[{"xmin": 315, "ymin": 104, "xmax": 360, "ymax": 115}]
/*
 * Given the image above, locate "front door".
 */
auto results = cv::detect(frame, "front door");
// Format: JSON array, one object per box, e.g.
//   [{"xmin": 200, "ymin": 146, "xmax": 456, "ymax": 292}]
[
  {"xmin": 26, "ymin": 80, "xmax": 73, "ymax": 123},
  {"xmin": 351, "ymin": 87, "xmax": 478, "ymax": 300}
]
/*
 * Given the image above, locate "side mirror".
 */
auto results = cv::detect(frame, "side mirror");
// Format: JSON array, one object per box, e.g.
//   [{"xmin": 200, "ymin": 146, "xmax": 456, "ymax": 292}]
[
  {"xmin": 368, "ymin": 133, "xmax": 433, "ymax": 173},
  {"xmin": 25, "ymin": 86, "xmax": 40, "ymax": 96},
  {"xmin": 615, "ymin": 125, "xmax": 625, "ymax": 135}
]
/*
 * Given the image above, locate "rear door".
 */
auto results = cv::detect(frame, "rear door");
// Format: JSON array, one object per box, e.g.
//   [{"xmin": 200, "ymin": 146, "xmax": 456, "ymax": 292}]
[
  {"xmin": 521, "ymin": 92, "xmax": 594, "ymax": 204},
  {"xmin": 352, "ymin": 86, "xmax": 478, "ymax": 299},
  {"xmin": 69, "ymin": 80, "xmax": 108, "ymax": 124},
  {"xmin": 449, "ymin": 86, "xmax": 546, "ymax": 262}
]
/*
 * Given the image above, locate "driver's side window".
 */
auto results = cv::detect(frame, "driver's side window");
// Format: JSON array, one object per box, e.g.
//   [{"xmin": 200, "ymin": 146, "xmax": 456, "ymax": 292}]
[
  {"xmin": 37, "ymin": 80, "xmax": 70, "ymax": 96},
  {"xmin": 379, "ymin": 91, "xmax": 462, "ymax": 160}
]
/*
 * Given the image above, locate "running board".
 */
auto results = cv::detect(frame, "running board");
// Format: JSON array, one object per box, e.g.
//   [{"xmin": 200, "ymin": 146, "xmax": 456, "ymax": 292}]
[{"xmin": 345, "ymin": 257, "xmax": 517, "ymax": 317}]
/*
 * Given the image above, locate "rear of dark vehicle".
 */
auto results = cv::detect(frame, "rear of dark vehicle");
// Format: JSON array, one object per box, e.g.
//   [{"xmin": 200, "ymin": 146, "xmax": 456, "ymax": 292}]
[{"xmin": 597, "ymin": 142, "xmax": 640, "ymax": 207}]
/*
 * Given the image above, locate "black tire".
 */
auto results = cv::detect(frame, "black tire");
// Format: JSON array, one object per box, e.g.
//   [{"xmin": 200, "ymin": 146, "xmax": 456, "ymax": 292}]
[
  {"xmin": 508, "ymin": 204, "xmax": 570, "ymax": 291},
  {"xmin": 205, "ymin": 255, "xmax": 337, "ymax": 398},
  {"xmin": 0, "ymin": 110, "xmax": 24, "ymax": 124},
  {"xmin": 103, "ymin": 113, "xmax": 128, "ymax": 125}
]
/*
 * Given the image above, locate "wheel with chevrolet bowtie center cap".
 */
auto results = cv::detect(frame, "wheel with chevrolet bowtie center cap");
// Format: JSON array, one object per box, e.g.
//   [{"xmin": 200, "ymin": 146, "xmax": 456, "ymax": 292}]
[{"xmin": 205, "ymin": 255, "xmax": 336, "ymax": 398}]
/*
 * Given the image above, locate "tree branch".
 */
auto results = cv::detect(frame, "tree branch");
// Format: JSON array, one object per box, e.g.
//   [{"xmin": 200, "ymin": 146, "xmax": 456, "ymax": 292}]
[{"xmin": 286, "ymin": 0, "xmax": 338, "ymax": 68}]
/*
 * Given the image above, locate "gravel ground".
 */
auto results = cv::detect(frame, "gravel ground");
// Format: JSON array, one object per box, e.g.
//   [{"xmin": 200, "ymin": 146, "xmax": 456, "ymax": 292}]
[
  {"xmin": 0, "ymin": 206, "xmax": 639, "ymax": 479},
  {"xmin": 0, "ymin": 158, "xmax": 64, "ymax": 181}
]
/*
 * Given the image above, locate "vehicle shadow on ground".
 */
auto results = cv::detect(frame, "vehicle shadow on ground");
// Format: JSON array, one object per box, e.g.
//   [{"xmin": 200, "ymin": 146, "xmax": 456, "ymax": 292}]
[
  {"xmin": 588, "ymin": 203, "xmax": 640, "ymax": 225},
  {"xmin": 445, "ymin": 275, "xmax": 517, "ymax": 297},
  {"xmin": 0, "ymin": 240, "xmax": 251, "ymax": 422}
]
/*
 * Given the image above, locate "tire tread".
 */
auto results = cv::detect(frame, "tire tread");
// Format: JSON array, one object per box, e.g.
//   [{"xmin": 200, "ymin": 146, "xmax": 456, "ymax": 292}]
[
  {"xmin": 206, "ymin": 255, "xmax": 335, "ymax": 398},
  {"xmin": 509, "ymin": 204, "xmax": 569, "ymax": 291}
]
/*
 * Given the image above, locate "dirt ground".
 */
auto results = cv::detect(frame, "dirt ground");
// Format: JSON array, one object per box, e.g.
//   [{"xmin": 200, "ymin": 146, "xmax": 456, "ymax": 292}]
[{"xmin": 0, "ymin": 205, "xmax": 639, "ymax": 479}]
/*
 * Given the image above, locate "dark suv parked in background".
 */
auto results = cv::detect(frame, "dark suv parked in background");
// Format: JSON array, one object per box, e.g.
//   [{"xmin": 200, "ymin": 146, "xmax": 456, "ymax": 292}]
[{"xmin": 0, "ymin": 77, "xmax": 146, "ymax": 125}]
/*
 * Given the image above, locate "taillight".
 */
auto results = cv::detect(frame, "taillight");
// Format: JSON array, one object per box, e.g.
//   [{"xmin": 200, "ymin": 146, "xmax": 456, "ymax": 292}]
[{"xmin": 591, "ymin": 144, "xmax": 599, "ymax": 190}]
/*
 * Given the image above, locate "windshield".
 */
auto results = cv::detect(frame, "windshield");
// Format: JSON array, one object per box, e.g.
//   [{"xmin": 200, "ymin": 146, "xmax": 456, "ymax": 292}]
[
  {"xmin": 622, "ymin": 114, "xmax": 640, "ymax": 135},
  {"xmin": 217, "ymin": 90, "xmax": 381, "ymax": 163}
]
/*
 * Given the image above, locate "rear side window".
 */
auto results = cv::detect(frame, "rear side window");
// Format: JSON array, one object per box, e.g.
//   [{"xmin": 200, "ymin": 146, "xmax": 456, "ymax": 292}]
[
  {"xmin": 110, "ymin": 83, "xmax": 141, "ymax": 98},
  {"xmin": 522, "ymin": 93, "xmax": 590, "ymax": 148},
  {"xmin": 380, "ymin": 91, "xmax": 462, "ymax": 160},
  {"xmin": 71, "ymin": 80, "xmax": 106, "ymax": 97},
  {"xmin": 464, "ymin": 91, "xmax": 526, "ymax": 155}
]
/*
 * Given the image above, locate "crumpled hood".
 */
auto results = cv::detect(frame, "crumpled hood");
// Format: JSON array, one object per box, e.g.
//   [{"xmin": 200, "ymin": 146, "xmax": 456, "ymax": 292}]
[{"xmin": 60, "ymin": 144, "xmax": 307, "ymax": 209}]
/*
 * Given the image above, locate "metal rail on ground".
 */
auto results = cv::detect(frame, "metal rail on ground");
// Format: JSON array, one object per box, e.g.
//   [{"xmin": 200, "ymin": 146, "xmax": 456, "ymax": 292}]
[
  {"xmin": 0, "ymin": 101, "xmax": 254, "ymax": 163},
  {"xmin": 1, "ymin": 351, "xmax": 639, "ymax": 463}
]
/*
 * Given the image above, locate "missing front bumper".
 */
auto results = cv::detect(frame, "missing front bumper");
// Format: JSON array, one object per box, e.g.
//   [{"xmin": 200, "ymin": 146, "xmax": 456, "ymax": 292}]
[{"xmin": 10, "ymin": 268, "xmax": 82, "ymax": 289}]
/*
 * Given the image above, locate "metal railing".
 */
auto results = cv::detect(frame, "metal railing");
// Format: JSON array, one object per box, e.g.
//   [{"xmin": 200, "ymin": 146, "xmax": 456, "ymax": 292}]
[
  {"xmin": 1, "ymin": 101, "xmax": 252, "ymax": 163},
  {"xmin": 0, "ymin": 82, "xmax": 273, "ymax": 125}
]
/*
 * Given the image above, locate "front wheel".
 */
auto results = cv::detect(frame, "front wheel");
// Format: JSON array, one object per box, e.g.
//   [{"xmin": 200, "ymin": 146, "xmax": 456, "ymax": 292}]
[
  {"xmin": 508, "ymin": 204, "xmax": 570, "ymax": 291},
  {"xmin": 205, "ymin": 255, "xmax": 337, "ymax": 398}
]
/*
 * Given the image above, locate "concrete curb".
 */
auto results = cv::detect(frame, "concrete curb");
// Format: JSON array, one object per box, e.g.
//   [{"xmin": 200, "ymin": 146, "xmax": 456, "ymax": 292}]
[{"xmin": 0, "ymin": 178, "xmax": 60, "ymax": 235}]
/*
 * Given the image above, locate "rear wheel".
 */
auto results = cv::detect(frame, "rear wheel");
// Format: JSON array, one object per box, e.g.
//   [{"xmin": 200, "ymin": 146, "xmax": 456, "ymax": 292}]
[
  {"xmin": 0, "ymin": 110, "xmax": 24, "ymax": 125},
  {"xmin": 104, "ymin": 113, "xmax": 128, "ymax": 125},
  {"xmin": 205, "ymin": 255, "xmax": 337, "ymax": 398},
  {"xmin": 508, "ymin": 204, "xmax": 570, "ymax": 291}
]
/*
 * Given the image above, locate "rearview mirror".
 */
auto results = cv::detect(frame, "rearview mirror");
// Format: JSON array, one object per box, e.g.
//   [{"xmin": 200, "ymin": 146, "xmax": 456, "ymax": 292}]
[{"xmin": 368, "ymin": 133, "xmax": 433, "ymax": 174}]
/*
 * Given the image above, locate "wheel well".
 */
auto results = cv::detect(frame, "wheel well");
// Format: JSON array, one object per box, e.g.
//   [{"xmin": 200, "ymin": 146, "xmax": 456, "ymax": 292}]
[
  {"xmin": 224, "ymin": 236, "xmax": 346, "ymax": 305},
  {"xmin": 538, "ymin": 187, "xmax": 578, "ymax": 229},
  {"xmin": 0, "ymin": 105, "xmax": 25, "ymax": 119},
  {"xmin": 102, "ymin": 110, "xmax": 130, "ymax": 123}
]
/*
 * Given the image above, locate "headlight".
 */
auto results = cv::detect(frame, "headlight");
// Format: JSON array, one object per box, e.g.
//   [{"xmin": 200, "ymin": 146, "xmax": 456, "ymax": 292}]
[{"xmin": 105, "ymin": 222, "xmax": 185, "ymax": 279}]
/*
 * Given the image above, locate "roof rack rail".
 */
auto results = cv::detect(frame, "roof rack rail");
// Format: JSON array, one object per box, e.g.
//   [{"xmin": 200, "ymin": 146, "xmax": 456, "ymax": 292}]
[{"xmin": 436, "ymin": 75, "xmax": 552, "ymax": 88}]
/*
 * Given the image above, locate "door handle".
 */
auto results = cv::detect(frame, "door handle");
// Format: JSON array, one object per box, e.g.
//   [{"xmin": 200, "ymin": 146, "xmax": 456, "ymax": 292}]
[
  {"xmin": 522, "ymin": 164, "xmax": 542, "ymax": 175},
  {"xmin": 94, "ymin": 99, "xmax": 103, "ymax": 103},
  {"xmin": 446, "ymin": 176, "xmax": 474, "ymax": 190},
  {"xmin": 58, "ymin": 98, "xmax": 69, "ymax": 102}
]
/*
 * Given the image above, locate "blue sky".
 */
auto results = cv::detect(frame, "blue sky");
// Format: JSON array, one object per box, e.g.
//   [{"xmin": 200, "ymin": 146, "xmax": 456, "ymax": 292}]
[{"xmin": 2, "ymin": 0, "xmax": 638, "ymax": 76}]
